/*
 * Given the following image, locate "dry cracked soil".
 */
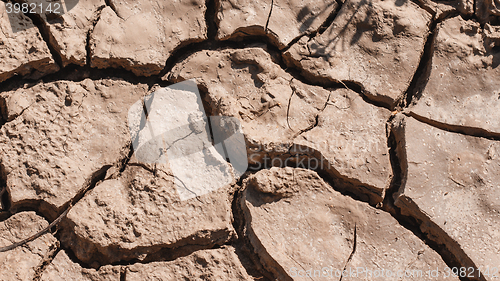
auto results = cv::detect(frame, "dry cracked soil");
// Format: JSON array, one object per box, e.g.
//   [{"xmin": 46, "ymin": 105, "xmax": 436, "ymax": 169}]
[{"xmin": 0, "ymin": 0, "xmax": 499, "ymax": 280}]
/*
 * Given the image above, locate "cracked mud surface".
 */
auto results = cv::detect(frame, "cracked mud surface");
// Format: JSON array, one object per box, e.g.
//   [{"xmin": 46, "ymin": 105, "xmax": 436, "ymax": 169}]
[
  {"xmin": 0, "ymin": 0, "xmax": 499, "ymax": 280},
  {"xmin": 240, "ymin": 167, "xmax": 459, "ymax": 280}
]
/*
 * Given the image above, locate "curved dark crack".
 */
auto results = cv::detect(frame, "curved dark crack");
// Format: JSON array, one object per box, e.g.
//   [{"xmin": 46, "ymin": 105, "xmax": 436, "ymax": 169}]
[
  {"xmin": 389, "ymin": 115, "xmax": 485, "ymax": 281},
  {"xmin": 206, "ymin": 0, "xmax": 219, "ymax": 40},
  {"xmin": 397, "ymin": 16, "xmax": 438, "ymax": 109},
  {"xmin": 0, "ymin": 2, "xmax": 494, "ymax": 278}
]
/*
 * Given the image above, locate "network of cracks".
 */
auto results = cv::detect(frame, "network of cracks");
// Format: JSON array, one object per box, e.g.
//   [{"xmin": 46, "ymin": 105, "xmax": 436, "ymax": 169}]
[{"xmin": 0, "ymin": 0, "xmax": 499, "ymax": 279}]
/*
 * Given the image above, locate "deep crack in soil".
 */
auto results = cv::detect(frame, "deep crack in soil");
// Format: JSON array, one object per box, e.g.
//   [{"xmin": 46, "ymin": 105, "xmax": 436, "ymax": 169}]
[
  {"xmin": 0, "ymin": 0, "xmax": 497, "ymax": 279},
  {"xmin": 231, "ymin": 174, "xmax": 275, "ymax": 281}
]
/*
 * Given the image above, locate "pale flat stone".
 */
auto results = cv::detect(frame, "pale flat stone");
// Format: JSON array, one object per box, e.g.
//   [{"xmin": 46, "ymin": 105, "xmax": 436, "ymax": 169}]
[
  {"xmin": 0, "ymin": 212, "xmax": 58, "ymax": 281},
  {"xmin": 130, "ymin": 81, "xmax": 236, "ymax": 201}
]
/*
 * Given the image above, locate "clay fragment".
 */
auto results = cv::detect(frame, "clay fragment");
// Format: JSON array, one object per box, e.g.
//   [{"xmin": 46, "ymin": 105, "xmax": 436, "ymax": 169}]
[
  {"xmin": 283, "ymin": 0, "xmax": 432, "ymax": 107},
  {"xmin": 0, "ymin": 4, "xmax": 59, "ymax": 82},
  {"xmin": 216, "ymin": 0, "xmax": 338, "ymax": 49},
  {"xmin": 19, "ymin": 0, "xmax": 106, "ymax": 67},
  {"xmin": 40, "ymin": 250, "xmax": 120, "ymax": 281},
  {"xmin": 392, "ymin": 115, "xmax": 500, "ymax": 279},
  {"xmin": 168, "ymin": 47, "xmax": 391, "ymax": 204},
  {"xmin": 240, "ymin": 167, "xmax": 458, "ymax": 280},
  {"xmin": 0, "ymin": 212, "xmax": 58, "ymax": 281},
  {"xmin": 125, "ymin": 246, "xmax": 252, "ymax": 280},
  {"xmin": 60, "ymin": 163, "xmax": 235, "ymax": 265}
]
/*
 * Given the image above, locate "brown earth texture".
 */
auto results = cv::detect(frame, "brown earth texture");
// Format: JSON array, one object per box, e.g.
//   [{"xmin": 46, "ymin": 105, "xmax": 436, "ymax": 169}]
[{"xmin": 0, "ymin": 0, "xmax": 499, "ymax": 280}]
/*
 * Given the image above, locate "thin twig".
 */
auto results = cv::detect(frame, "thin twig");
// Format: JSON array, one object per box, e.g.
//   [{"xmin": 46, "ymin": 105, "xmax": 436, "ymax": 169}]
[{"xmin": 0, "ymin": 204, "xmax": 72, "ymax": 253}]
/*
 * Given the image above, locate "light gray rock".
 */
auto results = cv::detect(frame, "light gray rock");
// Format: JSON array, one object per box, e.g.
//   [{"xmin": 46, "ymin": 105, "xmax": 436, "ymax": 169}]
[
  {"xmin": 0, "ymin": 3, "xmax": 59, "ymax": 82},
  {"xmin": 0, "ymin": 79, "xmax": 148, "ymax": 216},
  {"xmin": 392, "ymin": 115, "xmax": 500, "ymax": 280},
  {"xmin": 90, "ymin": 0, "xmax": 207, "ymax": 76},
  {"xmin": 283, "ymin": 0, "xmax": 432, "ymax": 107},
  {"xmin": 0, "ymin": 212, "xmax": 58, "ymax": 281},
  {"xmin": 408, "ymin": 16, "xmax": 500, "ymax": 137},
  {"xmin": 216, "ymin": 0, "xmax": 338, "ymax": 49},
  {"xmin": 241, "ymin": 167, "xmax": 458, "ymax": 281}
]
